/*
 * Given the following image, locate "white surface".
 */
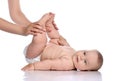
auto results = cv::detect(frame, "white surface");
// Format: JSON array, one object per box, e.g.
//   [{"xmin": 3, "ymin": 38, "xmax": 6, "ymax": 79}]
[
  {"xmin": 0, "ymin": 0, "xmax": 120, "ymax": 81},
  {"xmin": 23, "ymin": 71, "xmax": 102, "ymax": 81}
]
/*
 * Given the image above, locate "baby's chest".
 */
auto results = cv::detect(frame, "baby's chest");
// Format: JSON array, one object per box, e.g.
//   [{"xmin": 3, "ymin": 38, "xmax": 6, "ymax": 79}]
[{"xmin": 41, "ymin": 46, "xmax": 74, "ymax": 60}]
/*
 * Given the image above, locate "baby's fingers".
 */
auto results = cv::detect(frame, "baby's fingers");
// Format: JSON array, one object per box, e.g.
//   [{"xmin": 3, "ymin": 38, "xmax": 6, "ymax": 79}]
[
  {"xmin": 21, "ymin": 64, "xmax": 34, "ymax": 71},
  {"xmin": 21, "ymin": 65, "xmax": 29, "ymax": 71}
]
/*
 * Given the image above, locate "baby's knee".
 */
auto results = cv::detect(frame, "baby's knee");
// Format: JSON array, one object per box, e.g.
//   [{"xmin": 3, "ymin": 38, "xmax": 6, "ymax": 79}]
[
  {"xmin": 47, "ymin": 29, "xmax": 60, "ymax": 39},
  {"xmin": 33, "ymin": 33, "xmax": 47, "ymax": 44},
  {"xmin": 49, "ymin": 39, "xmax": 59, "ymax": 45}
]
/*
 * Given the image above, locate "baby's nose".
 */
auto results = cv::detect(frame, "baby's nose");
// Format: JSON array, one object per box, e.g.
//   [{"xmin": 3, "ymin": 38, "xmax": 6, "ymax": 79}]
[{"xmin": 80, "ymin": 56, "xmax": 86, "ymax": 60}]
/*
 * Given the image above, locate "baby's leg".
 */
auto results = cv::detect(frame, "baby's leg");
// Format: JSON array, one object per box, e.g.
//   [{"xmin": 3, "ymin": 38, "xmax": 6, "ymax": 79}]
[
  {"xmin": 46, "ymin": 15, "xmax": 70, "ymax": 46},
  {"xmin": 45, "ymin": 15, "xmax": 61, "ymax": 44},
  {"xmin": 26, "ymin": 13, "xmax": 52, "ymax": 59},
  {"xmin": 37, "ymin": 12, "xmax": 54, "ymax": 30}
]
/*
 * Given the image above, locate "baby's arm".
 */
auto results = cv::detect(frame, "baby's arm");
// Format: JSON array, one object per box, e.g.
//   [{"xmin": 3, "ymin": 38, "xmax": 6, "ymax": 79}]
[
  {"xmin": 22, "ymin": 58, "xmax": 73, "ymax": 71},
  {"xmin": 57, "ymin": 35, "xmax": 70, "ymax": 46}
]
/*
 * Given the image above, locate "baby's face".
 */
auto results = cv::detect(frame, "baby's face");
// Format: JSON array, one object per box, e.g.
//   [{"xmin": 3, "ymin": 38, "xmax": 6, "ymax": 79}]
[{"xmin": 73, "ymin": 50, "xmax": 98, "ymax": 71}]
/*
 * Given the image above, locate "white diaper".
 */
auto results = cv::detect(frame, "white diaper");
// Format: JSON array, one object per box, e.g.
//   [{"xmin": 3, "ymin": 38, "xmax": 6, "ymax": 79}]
[{"xmin": 23, "ymin": 46, "xmax": 40, "ymax": 63}]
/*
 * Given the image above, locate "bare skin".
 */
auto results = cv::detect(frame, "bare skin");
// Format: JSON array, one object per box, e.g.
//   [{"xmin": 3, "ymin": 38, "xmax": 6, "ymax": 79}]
[
  {"xmin": 0, "ymin": 18, "xmax": 43, "ymax": 36},
  {"xmin": 26, "ymin": 13, "xmax": 54, "ymax": 59},
  {"xmin": 22, "ymin": 14, "xmax": 100, "ymax": 71},
  {"xmin": 8, "ymin": 0, "xmax": 31, "ymax": 27},
  {"xmin": 22, "ymin": 14, "xmax": 75, "ymax": 71},
  {"xmin": 0, "ymin": 0, "xmax": 45, "ymax": 36},
  {"xmin": 0, "ymin": 18, "xmax": 27, "ymax": 35},
  {"xmin": 8, "ymin": 0, "xmax": 58, "ymax": 35}
]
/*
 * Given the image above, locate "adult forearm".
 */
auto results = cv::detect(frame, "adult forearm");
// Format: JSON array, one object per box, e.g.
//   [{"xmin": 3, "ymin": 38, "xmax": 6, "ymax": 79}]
[
  {"xmin": 10, "ymin": 11, "xmax": 31, "ymax": 26},
  {"xmin": 0, "ymin": 18, "xmax": 25, "ymax": 35},
  {"xmin": 8, "ymin": 0, "xmax": 31, "ymax": 26}
]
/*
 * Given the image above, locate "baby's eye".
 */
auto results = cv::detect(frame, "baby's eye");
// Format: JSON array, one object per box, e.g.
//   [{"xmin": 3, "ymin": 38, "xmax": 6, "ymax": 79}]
[
  {"xmin": 83, "ymin": 51, "xmax": 86, "ymax": 55},
  {"xmin": 84, "ymin": 60, "xmax": 87, "ymax": 64}
]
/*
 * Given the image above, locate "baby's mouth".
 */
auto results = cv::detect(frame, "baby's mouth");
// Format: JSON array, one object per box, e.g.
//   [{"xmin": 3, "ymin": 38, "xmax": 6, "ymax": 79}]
[{"xmin": 76, "ymin": 56, "xmax": 79, "ymax": 63}]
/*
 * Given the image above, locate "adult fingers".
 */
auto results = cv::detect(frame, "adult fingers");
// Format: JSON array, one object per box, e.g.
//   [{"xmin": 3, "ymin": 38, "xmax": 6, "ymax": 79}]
[{"xmin": 33, "ymin": 24, "xmax": 46, "ymax": 32}]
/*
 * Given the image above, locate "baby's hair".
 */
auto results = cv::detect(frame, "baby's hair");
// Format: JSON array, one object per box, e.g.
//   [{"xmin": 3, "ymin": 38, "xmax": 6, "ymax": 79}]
[
  {"xmin": 88, "ymin": 50, "xmax": 103, "ymax": 71},
  {"xmin": 95, "ymin": 50, "xmax": 103, "ymax": 71}
]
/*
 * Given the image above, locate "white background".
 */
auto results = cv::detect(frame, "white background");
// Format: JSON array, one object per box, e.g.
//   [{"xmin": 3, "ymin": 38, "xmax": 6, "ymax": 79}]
[{"xmin": 0, "ymin": 0, "xmax": 120, "ymax": 81}]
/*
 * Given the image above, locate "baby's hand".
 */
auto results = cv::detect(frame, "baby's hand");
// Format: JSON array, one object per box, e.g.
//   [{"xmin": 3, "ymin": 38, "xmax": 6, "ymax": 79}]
[
  {"xmin": 21, "ymin": 63, "xmax": 34, "ymax": 71},
  {"xmin": 24, "ymin": 23, "xmax": 46, "ymax": 36},
  {"xmin": 58, "ymin": 36, "xmax": 70, "ymax": 46}
]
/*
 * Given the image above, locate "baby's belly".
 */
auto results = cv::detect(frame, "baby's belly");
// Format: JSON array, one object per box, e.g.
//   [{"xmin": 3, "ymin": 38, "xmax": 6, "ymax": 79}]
[{"xmin": 40, "ymin": 44, "xmax": 75, "ymax": 60}]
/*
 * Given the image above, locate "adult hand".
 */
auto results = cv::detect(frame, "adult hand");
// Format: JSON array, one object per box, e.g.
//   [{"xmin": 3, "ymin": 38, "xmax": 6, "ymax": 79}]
[{"xmin": 24, "ymin": 23, "xmax": 46, "ymax": 36}]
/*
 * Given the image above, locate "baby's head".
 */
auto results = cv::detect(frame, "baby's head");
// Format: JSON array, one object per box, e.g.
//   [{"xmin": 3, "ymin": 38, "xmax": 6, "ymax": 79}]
[{"xmin": 73, "ymin": 50, "xmax": 103, "ymax": 71}]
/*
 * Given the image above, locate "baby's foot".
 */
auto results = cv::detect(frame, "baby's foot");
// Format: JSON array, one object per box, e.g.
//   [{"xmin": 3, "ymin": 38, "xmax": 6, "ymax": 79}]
[
  {"xmin": 37, "ymin": 12, "xmax": 54, "ymax": 29},
  {"xmin": 45, "ymin": 14, "xmax": 56, "ymax": 32},
  {"xmin": 45, "ymin": 14, "xmax": 60, "ymax": 39}
]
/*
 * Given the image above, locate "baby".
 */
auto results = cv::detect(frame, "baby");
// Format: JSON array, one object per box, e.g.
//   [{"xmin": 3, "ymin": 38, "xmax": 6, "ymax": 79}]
[{"xmin": 22, "ymin": 13, "xmax": 103, "ymax": 71}]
